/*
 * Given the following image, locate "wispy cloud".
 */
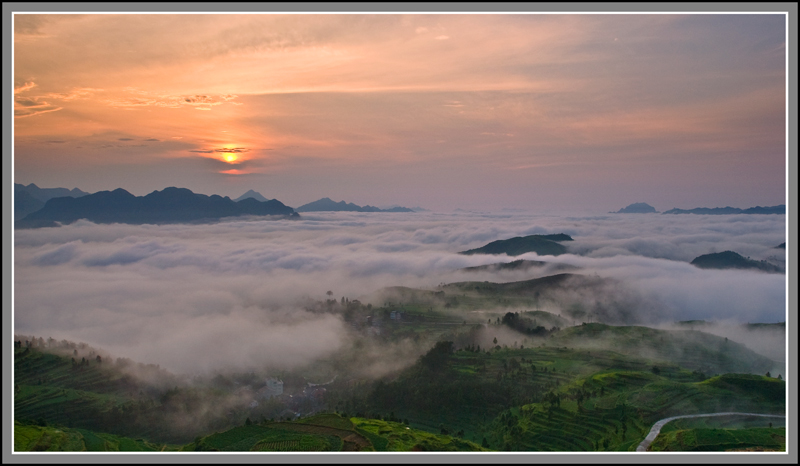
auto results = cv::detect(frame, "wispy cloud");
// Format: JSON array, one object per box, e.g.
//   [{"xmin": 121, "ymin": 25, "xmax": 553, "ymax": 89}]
[{"xmin": 104, "ymin": 89, "xmax": 241, "ymax": 110}]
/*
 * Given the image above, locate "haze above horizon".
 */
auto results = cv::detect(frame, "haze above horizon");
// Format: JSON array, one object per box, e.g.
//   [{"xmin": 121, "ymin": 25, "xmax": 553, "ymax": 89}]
[{"xmin": 13, "ymin": 13, "xmax": 786, "ymax": 212}]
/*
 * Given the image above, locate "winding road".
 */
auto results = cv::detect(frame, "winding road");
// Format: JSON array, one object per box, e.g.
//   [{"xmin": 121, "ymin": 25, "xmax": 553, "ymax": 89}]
[{"xmin": 636, "ymin": 412, "xmax": 786, "ymax": 452}]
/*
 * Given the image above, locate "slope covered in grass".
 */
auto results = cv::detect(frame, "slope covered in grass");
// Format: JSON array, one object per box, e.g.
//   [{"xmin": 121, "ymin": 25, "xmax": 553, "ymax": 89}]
[
  {"xmin": 487, "ymin": 371, "xmax": 785, "ymax": 451},
  {"xmin": 549, "ymin": 323, "xmax": 778, "ymax": 376},
  {"xmin": 14, "ymin": 421, "xmax": 179, "ymax": 452}
]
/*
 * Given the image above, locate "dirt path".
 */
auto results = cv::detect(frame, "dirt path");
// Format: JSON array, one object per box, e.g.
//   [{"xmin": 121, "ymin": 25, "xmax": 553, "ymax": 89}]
[{"xmin": 636, "ymin": 412, "xmax": 785, "ymax": 452}]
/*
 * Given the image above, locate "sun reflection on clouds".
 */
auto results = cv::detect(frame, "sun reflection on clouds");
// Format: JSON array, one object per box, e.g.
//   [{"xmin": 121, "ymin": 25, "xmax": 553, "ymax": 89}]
[
  {"xmin": 12, "ymin": 13, "xmax": 786, "ymax": 211},
  {"xmin": 220, "ymin": 168, "xmax": 251, "ymax": 175}
]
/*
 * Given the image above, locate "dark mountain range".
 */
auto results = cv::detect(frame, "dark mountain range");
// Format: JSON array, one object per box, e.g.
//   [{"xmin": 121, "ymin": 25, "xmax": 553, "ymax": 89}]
[
  {"xmin": 383, "ymin": 204, "xmax": 429, "ymax": 212},
  {"xmin": 775, "ymin": 242, "xmax": 786, "ymax": 249},
  {"xmin": 612, "ymin": 202, "xmax": 657, "ymax": 213},
  {"xmin": 377, "ymin": 206, "xmax": 416, "ymax": 213},
  {"xmin": 295, "ymin": 197, "xmax": 414, "ymax": 213},
  {"xmin": 15, "ymin": 182, "xmax": 90, "ymax": 203},
  {"xmin": 663, "ymin": 205, "xmax": 785, "ymax": 215},
  {"xmin": 234, "ymin": 189, "xmax": 270, "ymax": 203},
  {"xmin": 16, "ymin": 187, "xmax": 298, "ymax": 228},
  {"xmin": 14, "ymin": 189, "xmax": 45, "ymax": 221},
  {"xmin": 690, "ymin": 251, "xmax": 783, "ymax": 273},
  {"xmin": 15, "ymin": 182, "xmax": 91, "ymax": 220},
  {"xmin": 460, "ymin": 259, "xmax": 580, "ymax": 273},
  {"xmin": 459, "ymin": 234, "xmax": 573, "ymax": 257}
]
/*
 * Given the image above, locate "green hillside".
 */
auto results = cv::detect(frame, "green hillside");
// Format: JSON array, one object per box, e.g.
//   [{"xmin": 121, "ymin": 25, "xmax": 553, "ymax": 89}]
[
  {"xmin": 650, "ymin": 414, "xmax": 785, "ymax": 451},
  {"xmin": 549, "ymin": 323, "xmax": 779, "ymax": 376},
  {"xmin": 340, "ymin": 322, "xmax": 782, "ymax": 450},
  {"xmin": 650, "ymin": 427, "xmax": 785, "ymax": 451},
  {"xmin": 14, "ymin": 346, "xmax": 241, "ymax": 444},
  {"xmin": 14, "ymin": 421, "xmax": 180, "ymax": 452},
  {"xmin": 14, "ymin": 318, "xmax": 784, "ymax": 453},
  {"xmin": 180, "ymin": 413, "xmax": 485, "ymax": 452},
  {"xmin": 486, "ymin": 371, "xmax": 785, "ymax": 451}
]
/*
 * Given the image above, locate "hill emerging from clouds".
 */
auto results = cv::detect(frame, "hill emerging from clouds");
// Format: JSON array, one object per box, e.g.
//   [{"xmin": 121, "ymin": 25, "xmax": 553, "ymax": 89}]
[
  {"xmin": 460, "ymin": 259, "xmax": 579, "ymax": 274},
  {"xmin": 690, "ymin": 251, "xmax": 784, "ymax": 273},
  {"xmin": 16, "ymin": 187, "xmax": 298, "ymax": 228},
  {"xmin": 459, "ymin": 234, "xmax": 573, "ymax": 257},
  {"xmin": 296, "ymin": 197, "xmax": 414, "ymax": 213},
  {"xmin": 612, "ymin": 202, "xmax": 658, "ymax": 213},
  {"xmin": 663, "ymin": 205, "xmax": 785, "ymax": 215}
]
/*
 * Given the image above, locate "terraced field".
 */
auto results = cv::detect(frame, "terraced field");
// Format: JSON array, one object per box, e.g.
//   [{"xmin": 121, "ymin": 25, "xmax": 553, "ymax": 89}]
[
  {"xmin": 549, "ymin": 323, "xmax": 778, "ymax": 376},
  {"xmin": 185, "ymin": 424, "xmax": 341, "ymax": 451},
  {"xmin": 650, "ymin": 427, "xmax": 785, "ymax": 451},
  {"xmin": 178, "ymin": 414, "xmax": 481, "ymax": 452},
  {"xmin": 352, "ymin": 418, "xmax": 486, "ymax": 451},
  {"xmin": 487, "ymin": 371, "xmax": 785, "ymax": 451},
  {"xmin": 14, "ymin": 421, "xmax": 179, "ymax": 452},
  {"xmin": 15, "ymin": 317, "xmax": 786, "ymax": 453}
]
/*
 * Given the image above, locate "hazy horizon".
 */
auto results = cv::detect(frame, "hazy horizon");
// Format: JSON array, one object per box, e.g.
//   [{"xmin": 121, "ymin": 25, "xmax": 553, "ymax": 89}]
[
  {"xmin": 12, "ymin": 180, "xmax": 789, "ymax": 216},
  {"xmin": 13, "ymin": 13, "xmax": 786, "ymax": 213}
]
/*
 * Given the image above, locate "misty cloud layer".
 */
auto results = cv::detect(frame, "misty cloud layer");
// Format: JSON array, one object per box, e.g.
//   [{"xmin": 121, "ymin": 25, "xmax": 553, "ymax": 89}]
[{"xmin": 14, "ymin": 211, "xmax": 785, "ymax": 374}]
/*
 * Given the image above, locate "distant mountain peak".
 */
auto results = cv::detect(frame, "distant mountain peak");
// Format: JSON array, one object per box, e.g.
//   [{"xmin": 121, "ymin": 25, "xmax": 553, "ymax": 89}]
[
  {"xmin": 295, "ymin": 197, "xmax": 414, "ymax": 213},
  {"xmin": 234, "ymin": 189, "xmax": 270, "ymax": 203},
  {"xmin": 15, "ymin": 182, "xmax": 90, "ymax": 202},
  {"xmin": 612, "ymin": 202, "xmax": 657, "ymax": 214}
]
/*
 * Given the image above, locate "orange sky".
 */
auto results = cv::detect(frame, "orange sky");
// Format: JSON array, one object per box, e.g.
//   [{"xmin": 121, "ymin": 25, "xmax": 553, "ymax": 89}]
[{"xmin": 13, "ymin": 13, "xmax": 787, "ymax": 212}]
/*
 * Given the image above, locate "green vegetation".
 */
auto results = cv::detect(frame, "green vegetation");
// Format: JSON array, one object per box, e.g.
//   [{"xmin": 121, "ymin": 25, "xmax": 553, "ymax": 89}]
[
  {"xmin": 185, "ymin": 424, "xmax": 339, "ymax": 452},
  {"xmin": 486, "ymin": 372, "xmax": 784, "ymax": 451},
  {"xmin": 14, "ymin": 420, "xmax": 179, "ymax": 451},
  {"xmin": 650, "ymin": 427, "xmax": 785, "ymax": 451},
  {"xmin": 14, "ymin": 345, "xmax": 244, "ymax": 444},
  {"xmin": 352, "ymin": 418, "xmax": 486, "ymax": 451},
  {"xmin": 549, "ymin": 323, "xmax": 777, "ymax": 375},
  {"xmin": 13, "ymin": 271, "xmax": 786, "ymax": 453},
  {"xmin": 179, "ymin": 413, "xmax": 482, "ymax": 452},
  {"xmin": 336, "ymin": 322, "xmax": 782, "ymax": 451},
  {"xmin": 14, "ymin": 412, "xmax": 480, "ymax": 452}
]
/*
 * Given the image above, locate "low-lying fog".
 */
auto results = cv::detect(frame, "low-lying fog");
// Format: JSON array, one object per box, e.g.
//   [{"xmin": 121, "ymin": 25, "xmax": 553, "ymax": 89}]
[{"xmin": 14, "ymin": 211, "xmax": 786, "ymax": 374}]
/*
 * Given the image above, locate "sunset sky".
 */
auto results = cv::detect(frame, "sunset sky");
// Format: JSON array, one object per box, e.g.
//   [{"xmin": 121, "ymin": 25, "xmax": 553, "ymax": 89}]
[{"xmin": 13, "ymin": 13, "xmax": 787, "ymax": 212}]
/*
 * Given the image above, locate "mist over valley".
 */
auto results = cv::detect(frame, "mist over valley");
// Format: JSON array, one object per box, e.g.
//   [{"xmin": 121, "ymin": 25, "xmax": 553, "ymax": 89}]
[{"xmin": 10, "ymin": 10, "xmax": 789, "ymax": 454}]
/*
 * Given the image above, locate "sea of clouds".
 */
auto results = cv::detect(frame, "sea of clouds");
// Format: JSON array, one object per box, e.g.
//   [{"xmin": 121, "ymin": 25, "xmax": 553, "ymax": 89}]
[{"xmin": 13, "ymin": 211, "xmax": 786, "ymax": 374}]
